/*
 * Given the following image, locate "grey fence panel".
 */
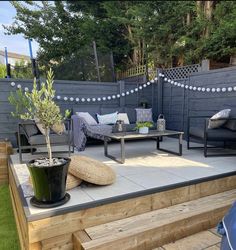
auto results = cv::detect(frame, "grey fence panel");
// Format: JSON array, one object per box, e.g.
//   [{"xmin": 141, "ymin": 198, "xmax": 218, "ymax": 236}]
[
  {"xmin": 162, "ymin": 66, "xmax": 236, "ymax": 135},
  {"xmin": 0, "ymin": 77, "xmax": 159, "ymax": 146},
  {"xmin": 123, "ymin": 75, "xmax": 159, "ymax": 121}
]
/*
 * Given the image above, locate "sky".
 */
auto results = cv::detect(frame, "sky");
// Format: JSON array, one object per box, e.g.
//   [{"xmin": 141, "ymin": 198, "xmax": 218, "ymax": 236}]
[{"xmin": 0, "ymin": 1, "xmax": 39, "ymax": 56}]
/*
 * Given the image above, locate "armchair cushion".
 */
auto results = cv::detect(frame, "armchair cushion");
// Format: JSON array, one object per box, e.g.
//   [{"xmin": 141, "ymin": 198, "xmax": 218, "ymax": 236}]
[
  {"xmin": 28, "ymin": 132, "xmax": 69, "ymax": 145},
  {"xmin": 189, "ymin": 127, "xmax": 236, "ymax": 141},
  {"xmin": 23, "ymin": 122, "xmax": 39, "ymax": 137},
  {"xmin": 208, "ymin": 109, "xmax": 231, "ymax": 129},
  {"xmin": 225, "ymin": 120, "xmax": 236, "ymax": 131}
]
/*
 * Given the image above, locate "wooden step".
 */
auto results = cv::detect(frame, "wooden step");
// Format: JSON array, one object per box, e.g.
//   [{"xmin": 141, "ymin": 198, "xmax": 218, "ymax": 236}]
[
  {"xmin": 73, "ymin": 189, "xmax": 236, "ymax": 250},
  {"xmin": 158, "ymin": 228, "xmax": 221, "ymax": 250}
]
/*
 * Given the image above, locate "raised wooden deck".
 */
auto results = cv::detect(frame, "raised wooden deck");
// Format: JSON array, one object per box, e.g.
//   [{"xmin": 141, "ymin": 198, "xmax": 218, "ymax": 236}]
[
  {"xmin": 9, "ymin": 164, "xmax": 235, "ymax": 249},
  {"xmin": 8, "ymin": 139, "xmax": 236, "ymax": 249}
]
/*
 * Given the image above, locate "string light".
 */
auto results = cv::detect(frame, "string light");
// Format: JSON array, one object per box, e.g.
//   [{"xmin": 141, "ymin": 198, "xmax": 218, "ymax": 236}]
[{"xmin": 9, "ymin": 72, "xmax": 236, "ymax": 104}]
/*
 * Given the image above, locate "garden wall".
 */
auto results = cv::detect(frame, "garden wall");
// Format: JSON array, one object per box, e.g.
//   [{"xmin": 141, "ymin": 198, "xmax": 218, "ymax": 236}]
[{"xmin": 0, "ymin": 78, "xmax": 158, "ymax": 146}]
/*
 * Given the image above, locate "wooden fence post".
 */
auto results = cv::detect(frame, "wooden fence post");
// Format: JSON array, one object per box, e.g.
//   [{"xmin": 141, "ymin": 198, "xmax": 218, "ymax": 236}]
[
  {"xmin": 119, "ymin": 80, "xmax": 125, "ymax": 108},
  {"xmin": 157, "ymin": 68, "xmax": 163, "ymax": 116}
]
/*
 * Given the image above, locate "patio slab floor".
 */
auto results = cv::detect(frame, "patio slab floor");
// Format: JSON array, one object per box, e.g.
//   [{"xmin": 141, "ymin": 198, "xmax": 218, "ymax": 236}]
[{"xmin": 10, "ymin": 138, "xmax": 236, "ymax": 221}]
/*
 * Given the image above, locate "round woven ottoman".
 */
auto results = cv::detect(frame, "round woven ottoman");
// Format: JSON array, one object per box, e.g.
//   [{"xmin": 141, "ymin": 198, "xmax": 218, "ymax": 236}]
[
  {"xmin": 66, "ymin": 173, "xmax": 82, "ymax": 190},
  {"xmin": 69, "ymin": 155, "xmax": 116, "ymax": 185}
]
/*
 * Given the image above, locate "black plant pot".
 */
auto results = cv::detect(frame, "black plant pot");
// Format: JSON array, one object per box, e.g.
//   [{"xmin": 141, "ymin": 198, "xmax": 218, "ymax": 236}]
[{"xmin": 28, "ymin": 157, "xmax": 71, "ymax": 208}]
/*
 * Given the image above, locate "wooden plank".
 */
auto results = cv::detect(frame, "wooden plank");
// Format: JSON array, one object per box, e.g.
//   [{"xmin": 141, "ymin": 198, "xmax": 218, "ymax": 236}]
[
  {"xmin": 73, "ymin": 231, "xmax": 92, "ymax": 250},
  {"xmin": 28, "ymin": 195, "xmax": 152, "ymax": 243},
  {"xmin": 28, "ymin": 175, "xmax": 236, "ymax": 244},
  {"xmin": 41, "ymin": 233, "xmax": 72, "ymax": 250},
  {"xmin": 161, "ymin": 230, "xmax": 221, "ymax": 250},
  {"xmin": 9, "ymin": 166, "xmax": 29, "ymax": 249},
  {"xmin": 81, "ymin": 189, "xmax": 235, "ymax": 250},
  {"xmin": 9, "ymin": 185, "xmax": 26, "ymax": 250}
]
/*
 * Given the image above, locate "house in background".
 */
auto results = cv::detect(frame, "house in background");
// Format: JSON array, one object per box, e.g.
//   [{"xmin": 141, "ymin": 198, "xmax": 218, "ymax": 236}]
[{"xmin": 0, "ymin": 50, "xmax": 30, "ymax": 66}]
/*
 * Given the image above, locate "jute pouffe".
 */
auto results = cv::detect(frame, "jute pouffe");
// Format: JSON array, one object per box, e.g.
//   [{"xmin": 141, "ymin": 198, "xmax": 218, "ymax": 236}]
[
  {"xmin": 69, "ymin": 155, "xmax": 116, "ymax": 185},
  {"xmin": 66, "ymin": 173, "xmax": 82, "ymax": 190},
  {"xmin": 29, "ymin": 173, "xmax": 82, "ymax": 191}
]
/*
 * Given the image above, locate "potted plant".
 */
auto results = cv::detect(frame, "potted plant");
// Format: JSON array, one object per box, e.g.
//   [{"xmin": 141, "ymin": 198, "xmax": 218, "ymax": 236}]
[
  {"xmin": 9, "ymin": 69, "xmax": 71, "ymax": 208},
  {"xmin": 135, "ymin": 121, "xmax": 153, "ymax": 134}
]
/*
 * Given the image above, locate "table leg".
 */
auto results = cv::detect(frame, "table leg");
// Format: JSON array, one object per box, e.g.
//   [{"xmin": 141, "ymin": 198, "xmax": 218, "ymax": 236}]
[
  {"xmin": 156, "ymin": 136, "xmax": 160, "ymax": 149},
  {"xmin": 157, "ymin": 134, "xmax": 183, "ymax": 156},
  {"xmin": 179, "ymin": 133, "xmax": 183, "ymax": 156},
  {"xmin": 104, "ymin": 138, "xmax": 125, "ymax": 164},
  {"xmin": 104, "ymin": 137, "xmax": 108, "ymax": 156},
  {"xmin": 121, "ymin": 138, "xmax": 125, "ymax": 164}
]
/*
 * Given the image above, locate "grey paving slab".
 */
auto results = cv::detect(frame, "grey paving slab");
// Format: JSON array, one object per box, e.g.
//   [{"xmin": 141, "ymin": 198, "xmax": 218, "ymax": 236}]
[
  {"xmin": 124, "ymin": 169, "xmax": 188, "ymax": 189},
  {"xmin": 81, "ymin": 176, "xmax": 145, "ymax": 200},
  {"xmin": 26, "ymin": 187, "xmax": 94, "ymax": 215}
]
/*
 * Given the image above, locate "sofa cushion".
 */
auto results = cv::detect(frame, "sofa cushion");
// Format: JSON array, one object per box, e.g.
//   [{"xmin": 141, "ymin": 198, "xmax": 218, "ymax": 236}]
[
  {"xmin": 97, "ymin": 112, "xmax": 118, "ymax": 125},
  {"xmin": 117, "ymin": 113, "xmax": 130, "ymax": 124},
  {"xmin": 208, "ymin": 109, "xmax": 231, "ymax": 129},
  {"xmin": 124, "ymin": 107, "xmax": 136, "ymax": 123},
  {"xmin": 73, "ymin": 106, "xmax": 100, "ymax": 120},
  {"xmin": 189, "ymin": 127, "xmax": 236, "ymax": 141},
  {"xmin": 101, "ymin": 107, "xmax": 124, "ymax": 115},
  {"xmin": 136, "ymin": 108, "xmax": 153, "ymax": 122},
  {"xmin": 69, "ymin": 155, "xmax": 116, "ymax": 185},
  {"xmin": 76, "ymin": 112, "xmax": 97, "ymax": 125},
  {"xmin": 28, "ymin": 132, "xmax": 69, "ymax": 145}
]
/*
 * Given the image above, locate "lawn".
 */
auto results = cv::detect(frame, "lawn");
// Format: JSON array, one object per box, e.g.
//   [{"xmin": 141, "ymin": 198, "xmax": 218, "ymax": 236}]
[{"xmin": 0, "ymin": 185, "xmax": 20, "ymax": 250}]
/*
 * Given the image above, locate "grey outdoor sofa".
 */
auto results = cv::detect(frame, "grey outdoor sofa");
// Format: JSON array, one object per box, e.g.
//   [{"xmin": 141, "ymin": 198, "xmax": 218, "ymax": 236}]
[
  {"xmin": 17, "ymin": 119, "xmax": 73, "ymax": 163},
  {"xmin": 187, "ymin": 116, "xmax": 236, "ymax": 157}
]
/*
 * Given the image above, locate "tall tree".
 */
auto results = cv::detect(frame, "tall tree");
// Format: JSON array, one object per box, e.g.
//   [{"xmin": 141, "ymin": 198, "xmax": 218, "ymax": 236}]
[{"xmin": 4, "ymin": 0, "xmax": 236, "ymax": 72}]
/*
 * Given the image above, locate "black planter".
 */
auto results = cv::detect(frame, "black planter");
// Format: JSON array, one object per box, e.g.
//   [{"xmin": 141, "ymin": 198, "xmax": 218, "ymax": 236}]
[{"xmin": 28, "ymin": 157, "xmax": 71, "ymax": 208}]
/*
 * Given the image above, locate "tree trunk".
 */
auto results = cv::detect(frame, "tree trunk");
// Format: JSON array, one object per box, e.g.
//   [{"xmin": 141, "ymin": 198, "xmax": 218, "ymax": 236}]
[
  {"xmin": 186, "ymin": 12, "xmax": 191, "ymax": 26},
  {"xmin": 204, "ymin": 1, "xmax": 214, "ymax": 38},
  {"xmin": 196, "ymin": 1, "xmax": 203, "ymax": 18},
  {"xmin": 44, "ymin": 128, "xmax": 53, "ymax": 166}
]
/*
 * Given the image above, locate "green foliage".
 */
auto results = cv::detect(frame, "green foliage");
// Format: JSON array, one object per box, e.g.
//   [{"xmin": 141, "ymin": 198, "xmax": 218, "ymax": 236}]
[
  {"xmin": 0, "ymin": 185, "xmax": 20, "ymax": 250},
  {"xmin": 4, "ymin": 1, "xmax": 236, "ymax": 70},
  {"xmin": 11, "ymin": 60, "xmax": 33, "ymax": 79},
  {"xmin": 135, "ymin": 121, "xmax": 153, "ymax": 129},
  {"xmin": 0, "ymin": 64, "xmax": 7, "ymax": 78},
  {"xmin": 9, "ymin": 69, "xmax": 69, "ymax": 164}
]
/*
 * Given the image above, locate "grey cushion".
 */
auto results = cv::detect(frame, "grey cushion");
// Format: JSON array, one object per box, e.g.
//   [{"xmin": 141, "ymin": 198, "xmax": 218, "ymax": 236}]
[
  {"xmin": 101, "ymin": 107, "xmax": 124, "ymax": 115},
  {"xmin": 208, "ymin": 109, "xmax": 231, "ymax": 129},
  {"xmin": 29, "ymin": 132, "xmax": 69, "ymax": 145},
  {"xmin": 73, "ymin": 106, "xmax": 100, "ymax": 120},
  {"xmin": 189, "ymin": 127, "xmax": 236, "ymax": 141},
  {"xmin": 224, "ymin": 120, "xmax": 236, "ymax": 131},
  {"xmin": 125, "ymin": 107, "xmax": 136, "ymax": 123},
  {"xmin": 136, "ymin": 108, "xmax": 153, "ymax": 122},
  {"xmin": 23, "ymin": 122, "xmax": 39, "ymax": 137}
]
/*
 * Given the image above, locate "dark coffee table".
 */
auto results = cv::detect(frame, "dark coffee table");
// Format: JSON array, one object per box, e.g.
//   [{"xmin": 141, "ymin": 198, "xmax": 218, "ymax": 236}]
[{"xmin": 103, "ymin": 130, "xmax": 184, "ymax": 164}]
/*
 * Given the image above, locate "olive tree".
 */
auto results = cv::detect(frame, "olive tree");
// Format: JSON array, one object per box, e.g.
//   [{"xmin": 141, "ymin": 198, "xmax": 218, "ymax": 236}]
[{"xmin": 9, "ymin": 69, "xmax": 70, "ymax": 165}]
